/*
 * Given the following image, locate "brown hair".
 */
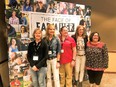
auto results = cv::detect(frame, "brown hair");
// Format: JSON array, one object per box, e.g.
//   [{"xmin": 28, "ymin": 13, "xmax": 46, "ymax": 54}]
[
  {"xmin": 89, "ymin": 32, "xmax": 101, "ymax": 42},
  {"xmin": 74, "ymin": 25, "xmax": 86, "ymax": 38},
  {"xmin": 20, "ymin": 25, "xmax": 27, "ymax": 33},
  {"xmin": 59, "ymin": 26, "xmax": 67, "ymax": 33},
  {"xmin": 33, "ymin": 28, "xmax": 42, "ymax": 38}
]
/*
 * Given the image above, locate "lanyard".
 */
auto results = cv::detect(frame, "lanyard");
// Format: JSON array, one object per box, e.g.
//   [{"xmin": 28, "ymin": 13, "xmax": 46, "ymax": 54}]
[
  {"xmin": 61, "ymin": 41, "xmax": 64, "ymax": 49},
  {"xmin": 61, "ymin": 37, "xmax": 67, "ymax": 49},
  {"xmin": 47, "ymin": 38, "xmax": 54, "ymax": 50},
  {"xmin": 33, "ymin": 42, "xmax": 41, "ymax": 55}
]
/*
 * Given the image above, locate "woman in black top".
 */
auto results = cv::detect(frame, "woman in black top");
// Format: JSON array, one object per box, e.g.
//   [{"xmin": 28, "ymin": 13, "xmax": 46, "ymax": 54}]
[{"xmin": 27, "ymin": 28, "xmax": 48, "ymax": 87}]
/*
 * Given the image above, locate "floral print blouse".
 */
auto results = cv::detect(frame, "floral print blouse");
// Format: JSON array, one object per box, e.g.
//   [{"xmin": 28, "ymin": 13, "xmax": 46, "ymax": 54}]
[{"xmin": 85, "ymin": 41, "xmax": 109, "ymax": 71}]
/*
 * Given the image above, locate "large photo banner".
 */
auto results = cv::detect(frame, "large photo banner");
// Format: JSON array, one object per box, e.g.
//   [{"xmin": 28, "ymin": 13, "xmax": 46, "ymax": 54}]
[
  {"xmin": 29, "ymin": 12, "xmax": 81, "ymax": 37},
  {"xmin": 5, "ymin": 0, "xmax": 91, "ymax": 87}
]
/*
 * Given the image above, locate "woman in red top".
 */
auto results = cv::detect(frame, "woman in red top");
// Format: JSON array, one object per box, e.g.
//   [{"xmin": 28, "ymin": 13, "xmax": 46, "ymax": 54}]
[{"xmin": 59, "ymin": 26, "xmax": 76, "ymax": 87}]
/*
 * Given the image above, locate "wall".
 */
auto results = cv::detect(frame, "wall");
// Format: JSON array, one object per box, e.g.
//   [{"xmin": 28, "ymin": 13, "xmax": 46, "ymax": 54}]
[
  {"xmin": 105, "ymin": 53, "xmax": 116, "ymax": 72},
  {"xmin": 58, "ymin": 0, "xmax": 116, "ymax": 51},
  {"xmin": 58, "ymin": 0, "xmax": 116, "ymax": 72},
  {"xmin": 0, "ymin": 0, "xmax": 5, "ymax": 25},
  {"xmin": 0, "ymin": 0, "xmax": 116, "ymax": 72}
]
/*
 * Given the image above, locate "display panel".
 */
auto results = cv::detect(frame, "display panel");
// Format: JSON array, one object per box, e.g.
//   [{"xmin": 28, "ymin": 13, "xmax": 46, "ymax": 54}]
[{"xmin": 5, "ymin": 0, "xmax": 91, "ymax": 86}]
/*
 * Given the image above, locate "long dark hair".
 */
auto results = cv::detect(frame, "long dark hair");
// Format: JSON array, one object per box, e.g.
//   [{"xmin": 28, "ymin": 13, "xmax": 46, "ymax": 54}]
[{"xmin": 74, "ymin": 25, "xmax": 86, "ymax": 38}]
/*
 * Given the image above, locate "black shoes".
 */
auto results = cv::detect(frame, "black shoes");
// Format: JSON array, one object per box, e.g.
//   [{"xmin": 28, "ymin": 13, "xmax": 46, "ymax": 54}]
[{"xmin": 73, "ymin": 80, "xmax": 83, "ymax": 87}]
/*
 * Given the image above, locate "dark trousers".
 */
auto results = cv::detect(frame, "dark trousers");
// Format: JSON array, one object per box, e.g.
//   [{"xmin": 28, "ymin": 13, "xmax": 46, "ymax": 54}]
[{"xmin": 87, "ymin": 70, "xmax": 104, "ymax": 85}]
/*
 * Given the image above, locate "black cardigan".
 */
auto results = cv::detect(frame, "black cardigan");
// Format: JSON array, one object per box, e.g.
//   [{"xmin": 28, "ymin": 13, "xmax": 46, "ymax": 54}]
[
  {"xmin": 71, "ymin": 35, "xmax": 88, "ymax": 49},
  {"xmin": 27, "ymin": 39, "xmax": 48, "ymax": 69}
]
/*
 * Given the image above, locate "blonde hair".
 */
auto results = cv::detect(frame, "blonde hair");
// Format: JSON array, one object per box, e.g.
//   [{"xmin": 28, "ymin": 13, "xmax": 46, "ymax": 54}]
[
  {"xmin": 45, "ymin": 24, "xmax": 56, "ymax": 39},
  {"xmin": 33, "ymin": 28, "xmax": 42, "ymax": 38}
]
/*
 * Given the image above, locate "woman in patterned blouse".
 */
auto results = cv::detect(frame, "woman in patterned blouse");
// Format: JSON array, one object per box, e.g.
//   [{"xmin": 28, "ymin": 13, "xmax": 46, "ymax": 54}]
[{"xmin": 85, "ymin": 32, "xmax": 109, "ymax": 87}]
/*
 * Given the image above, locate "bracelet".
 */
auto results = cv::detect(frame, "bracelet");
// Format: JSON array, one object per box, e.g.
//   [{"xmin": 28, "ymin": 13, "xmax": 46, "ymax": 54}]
[
  {"xmin": 72, "ymin": 59, "xmax": 75, "ymax": 61},
  {"xmin": 57, "ymin": 61, "xmax": 60, "ymax": 63}
]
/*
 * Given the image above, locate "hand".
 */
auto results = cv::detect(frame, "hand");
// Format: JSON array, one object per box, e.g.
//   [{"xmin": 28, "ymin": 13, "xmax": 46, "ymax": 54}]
[
  {"xmin": 71, "ymin": 60, "xmax": 75, "ymax": 67},
  {"xmin": 32, "ymin": 66, "xmax": 39, "ymax": 71},
  {"xmin": 56, "ymin": 62, "xmax": 60, "ymax": 69}
]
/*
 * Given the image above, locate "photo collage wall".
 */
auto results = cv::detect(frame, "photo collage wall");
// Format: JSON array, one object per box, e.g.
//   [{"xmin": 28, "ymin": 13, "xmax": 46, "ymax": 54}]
[{"xmin": 5, "ymin": 0, "xmax": 91, "ymax": 87}]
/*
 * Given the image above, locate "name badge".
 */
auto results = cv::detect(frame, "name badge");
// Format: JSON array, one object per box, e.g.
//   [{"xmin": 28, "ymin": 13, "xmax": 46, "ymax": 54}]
[
  {"xmin": 33, "ymin": 56, "xmax": 39, "ymax": 61},
  {"xmin": 48, "ymin": 51, "xmax": 52, "ymax": 54},
  {"xmin": 61, "ymin": 49, "xmax": 64, "ymax": 53}
]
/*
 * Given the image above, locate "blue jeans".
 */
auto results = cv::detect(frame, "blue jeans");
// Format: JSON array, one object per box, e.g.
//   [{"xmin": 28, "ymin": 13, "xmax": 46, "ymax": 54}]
[{"xmin": 30, "ymin": 67, "xmax": 47, "ymax": 87}]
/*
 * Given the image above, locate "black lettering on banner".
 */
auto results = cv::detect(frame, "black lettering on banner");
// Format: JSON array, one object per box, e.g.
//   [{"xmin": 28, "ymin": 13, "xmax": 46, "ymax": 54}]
[
  {"xmin": 36, "ymin": 22, "xmax": 40, "ymax": 28},
  {"xmin": 41, "ymin": 23, "xmax": 46, "ymax": 31},
  {"xmin": 36, "ymin": 22, "xmax": 75, "ymax": 32}
]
